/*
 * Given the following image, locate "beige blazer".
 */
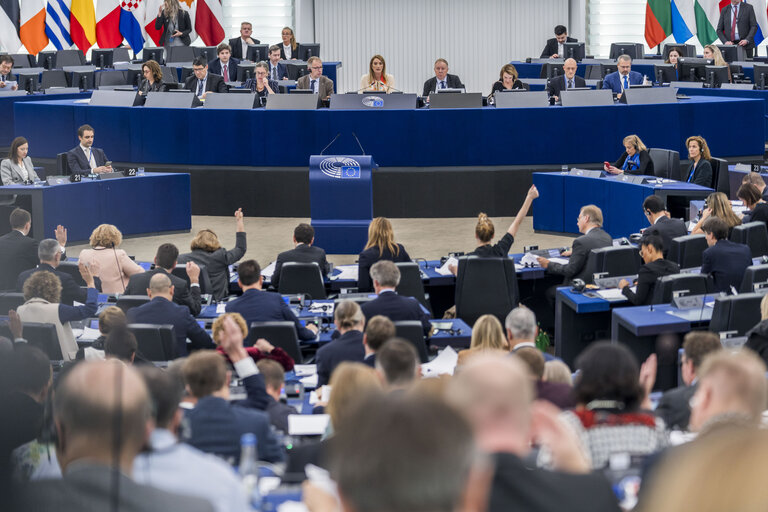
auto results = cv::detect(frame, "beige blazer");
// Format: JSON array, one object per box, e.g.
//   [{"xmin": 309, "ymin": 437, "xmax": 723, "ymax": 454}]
[
  {"xmin": 79, "ymin": 247, "xmax": 144, "ymax": 294},
  {"xmin": 359, "ymin": 73, "xmax": 395, "ymax": 93},
  {"xmin": 17, "ymin": 299, "xmax": 78, "ymax": 360}
]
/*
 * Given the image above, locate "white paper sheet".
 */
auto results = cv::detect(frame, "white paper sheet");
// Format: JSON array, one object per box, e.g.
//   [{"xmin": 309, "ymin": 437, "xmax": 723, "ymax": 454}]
[
  {"xmin": 520, "ymin": 253, "xmax": 541, "ymax": 267},
  {"xmin": 301, "ymin": 374, "xmax": 319, "ymax": 389},
  {"xmin": 435, "ymin": 257, "xmax": 458, "ymax": 276},
  {"xmin": 420, "ymin": 346, "xmax": 459, "ymax": 377},
  {"xmin": 595, "ymin": 287, "xmax": 634, "ymax": 300},
  {"xmin": 288, "ymin": 414, "xmax": 330, "ymax": 435},
  {"xmin": 215, "ymin": 303, "xmax": 227, "ymax": 314},
  {"xmin": 334, "ymin": 265, "xmax": 359, "ymax": 281},
  {"xmin": 261, "ymin": 261, "xmax": 277, "ymax": 278},
  {"xmin": 294, "ymin": 364, "xmax": 317, "ymax": 376},
  {"xmin": 548, "ymin": 257, "xmax": 569, "ymax": 265},
  {"xmin": 77, "ymin": 326, "xmax": 102, "ymax": 341}
]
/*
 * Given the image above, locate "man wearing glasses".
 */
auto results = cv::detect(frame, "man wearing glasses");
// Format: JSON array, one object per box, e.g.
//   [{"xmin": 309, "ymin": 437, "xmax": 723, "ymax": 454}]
[
  {"xmin": 184, "ymin": 56, "xmax": 227, "ymax": 99},
  {"xmin": 296, "ymin": 57, "xmax": 334, "ymax": 101}
]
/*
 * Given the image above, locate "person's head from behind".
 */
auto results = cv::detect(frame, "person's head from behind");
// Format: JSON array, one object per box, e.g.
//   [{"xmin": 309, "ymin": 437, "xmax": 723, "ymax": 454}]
[
  {"xmin": 705, "ymin": 191, "xmax": 735, "ymax": 222},
  {"xmin": 327, "ymin": 362, "xmax": 383, "ymax": 430},
  {"xmin": 192, "ymin": 56, "xmax": 208, "ymax": 79},
  {"xmin": 53, "ymin": 360, "xmax": 152, "ymax": 471},
  {"xmin": 211, "ymin": 312, "xmax": 248, "ymax": 345},
  {"xmin": 642, "ymin": 195, "xmax": 665, "ymax": 223},
  {"xmin": 98, "ymin": 305, "xmax": 127, "ymax": 336},
  {"xmin": 10, "ymin": 207, "xmax": 31, "ymax": 234},
  {"xmin": 365, "ymin": 217, "xmax": 398, "ymax": 256},
  {"xmin": 688, "ymin": 349, "xmax": 767, "ymax": 432},
  {"xmin": 737, "ymin": 183, "xmax": 762, "ymax": 209},
  {"xmin": 475, "ymin": 213, "xmax": 495, "ymax": 243},
  {"xmin": 237, "ymin": 259, "xmax": 262, "ymax": 288},
  {"xmin": 293, "ymin": 223, "xmax": 314, "ymax": 245},
  {"xmin": 686, "ymin": 135, "xmax": 711, "ymax": 161},
  {"xmin": 741, "ymin": 171, "xmax": 767, "ymax": 193},
  {"xmin": 577, "ymin": 204, "xmax": 603, "ymax": 233},
  {"xmin": 23, "ymin": 270, "xmax": 61, "ymax": 303},
  {"xmin": 554, "ymin": 24, "xmax": 568, "ymax": 42},
  {"xmin": 680, "ymin": 331, "xmax": 721, "ymax": 386},
  {"xmin": 363, "ymin": 315, "xmax": 395, "ymax": 354},
  {"xmin": 470, "ymin": 314, "xmax": 508, "ymax": 352},
  {"xmin": 370, "ymin": 260, "xmax": 400, "ymax": 292},
  {"xmin": 38, "ymin": 238, "xmax": 62, "ymax": 267},
  {"xmin": 515, "ymin": 346, "xmax": 545, "ymax": 382},
  {"xmin": 9, "ymin": 136, "xmax": 28, "ymax": 165},
  {"xmin": 544, "ymin": 360, "xmax": 573, "ymax": 386},
  {"xmin": 89, "ymin": 224, "xmax": 122, "ymax": 249},
  {"xmin": 330, "ymin": 393, "xmax": 483, "ymax": 512},
  {"xmin": 622, "ymin": 134, "xmax": 646, "ymax": 157},
  {"xmin": 182, "ymin": 350, "xmax": 229, "ymax": 400},
  {"xmin": 148, "ymin": 272, "xmax": 174, "ymax": 301},
  {"xmin": 256, "ymin": 359, "xmax": 285, "ymax": 401},
  {"xmin": 701, "ymin": 216, "xmax": 728, "ymax": 246},
  {"xmin": 617, "ymin": 54, "xmax": 632, "ymax": 73},
  {"xmin": 639, "ymin": 235, "xmax": 664, "ymax": 263},
  {"xmin": 10, "ymin": 344, "xmax": 52, "ymax": 403},
  {"xmin": 334, "ymin": 299, "xmax": 364, "ymax": 333},
  {"xmin": 505, "ymin": 306, "xmax": 538, "ymax": 347},
  {"xmin": 375, "ymin": 338, "xmax": 419, "ymax": 389},
  {"xmin": 573, "ymin": 341, "xmax": 642, "ymax": 411},
  {"xmin": 155, "ymin": 242, "xmax": 179, "ymax": 270},
  {"xmin": 190, "ymin": 228, "xmax": 221, "ymax": 253},
  {"xmin": 104, "ymin": 326, "xmax": 138, "ymax": 364},
  {"xmin": 137, "ymin": 365, "xmax": 185, "ymax": 432}
]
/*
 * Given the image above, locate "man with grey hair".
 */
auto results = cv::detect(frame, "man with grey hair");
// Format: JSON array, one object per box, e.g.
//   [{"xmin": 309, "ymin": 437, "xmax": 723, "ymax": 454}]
[
  {"xmin": 361, "ymin": 260, "xmax": 431, "ymax": 336},
  {"xmin": 505, "ymin": 306, "xmax": 556, "ymax": 361},
  {"xmin": 16, "ymin": 238, "xmax": 86, "ymax": 305},
  {"xmin": 601, "ymin": 54, "xmax": 644, "ymax": 97}
]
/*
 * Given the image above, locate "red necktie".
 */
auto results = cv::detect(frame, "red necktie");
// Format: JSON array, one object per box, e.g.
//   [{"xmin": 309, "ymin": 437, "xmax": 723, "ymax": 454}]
[
  {"xmin": 732, "ymin": 5, "xmax": 738, "ymax": 41},
  {"xmin": 222, "ymin": 64, "xmax": 228, "ymax": 81}
]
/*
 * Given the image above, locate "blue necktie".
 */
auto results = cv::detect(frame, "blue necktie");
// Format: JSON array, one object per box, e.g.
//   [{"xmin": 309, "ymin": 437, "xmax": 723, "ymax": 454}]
[
  {"xmin": 440, "ymin": 80, "xmax": 446, "ymax": 89},
  {"xmin": 197, "ymin": 79, "xmax": 204, "ymax": 96},
  {"xmin": 311, "ymin": 79, "xmax": 317, "ymax": 93},
  {"xmin": 623, "ymin": 75, "xmax": 629, "ymax": 90}
]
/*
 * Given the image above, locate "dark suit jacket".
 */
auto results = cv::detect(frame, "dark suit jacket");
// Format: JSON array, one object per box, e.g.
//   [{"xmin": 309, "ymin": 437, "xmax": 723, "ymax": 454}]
[
  {"xmin": 126, "ymin": 296, "xmax": 213, "ymax": 357},
  {"xmin": 184, "ymin": 72, "xmax": 227, "ymax": 95},
  {"xmin": 279, "ymin": 44, "xmax": 301, "ymax": 61},
  {"xmin": 0, "ymin": 392, "xmax": 43, "ymax": 458},
  {"xmin": 360, "ymin": 290, "xmax": 431, "ymax": 336},
  {"xmin": 155, "ymin": 10, "xmax": 192, "ymax": 47},
  {"xmin": 297, "ymin": 74, "xmax": 335, "ymax": 100},
  {"xmin": 422, "ymin": 74, "xmax": 464, "ymax": 96},
  {"xmin": 613, "ymin": 150, "xmax": 654, "ymax": 176},
  {"xmin": 743, "ymin": 202, "xmax": 768, "ymax": 226},
  {"xmin": 265, "ymin": 395, "xmax": 298, "ymax": 433},
  {"xmin": 357, "ymin": 243, "xmax": 411, "ymax": 292},
  {"xmin": 284, "ymin": 439, "xmax": 330, "ymax": 483},
  {"xmin": 546, "ymin": 227, "xmax": 613, "ymax": 283},
  {"xmin": 489, "ymin": 452, "xmax": 621, "ymax": 512},
  {"xmin": 655, "ymin": 383, "xmax": 697, "ymax": 430},
  {"xmin": 225, "ymin": 288, "xmax": 316, "ymax": 342},
  {"xmin": 0, "ymin": 230, "xmax": 41, "ymax": 290},
  {"xmin": 178, "ymin": 231, "xmax": 247, "ymax": 301},
  {"xmin": 602, "ymin": 70, "xmax": 644, "ymax": 94},
  {"xmin": 138, "ymin": 79, "xmax": 168, "ymax": 94},
  {"xmin": 208, "ymin": 57, "xmax": 240, "ymax": 82},
  {"xmin": 701, "ymin": 239, "xmax": 753, "ymax": 293},
  {"xmin": 621, "ymin": 258, "xmax": 680, "ymax": 305},
  {"xmin": 228, "ymin": 36, "xmax": 261, "ymax": 60},
  {"xmin": 182, "ymin": 396, "xmax": 284, "ymax": 463},
  {"xmin": 546, "ymin": 74, "xmax": 586, "ymax": 97},
  {"xmin": 683, "ymin": 159, "xmax": 713, "ymax": 188},
  {"xmin": 268, "ymin": 61, "xmax": 288, "ymax": 81},
  {"xmin": 124, "ymin": 267, "xmax": 201, "ymax": 316},
  {"xmin": 17, "ymin": 263, "xmax": 87, "ymax": 305},
  {"xmin": 746, "ymin": 319, "xmax": 768, "ymax": 367},
  {"xmin": 316, "ymin": 329, "xmax": 365, "ymax": 386},
  {"xmin": 540, "ymin": 36, "xmax": 578, "ymax": 58},
  {"xmin": 642, "ymin": 216, "xmax": 688, "ymax": 256},
  {"xmin": 66, "ymin": 145, "xmax": 108, "ymax": 175},
  {"xmin": 272, "ymin": 243, "xmax": 329, "ymax": 289},
  {"xmin": 717, "ymin": 1, "xmax": 758, "ymax": 45}
]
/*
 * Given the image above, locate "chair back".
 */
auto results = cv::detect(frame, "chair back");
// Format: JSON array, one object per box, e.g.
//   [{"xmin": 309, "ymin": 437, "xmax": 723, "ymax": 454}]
[
  {"xmin": 395, "ymin": 262, "xmax": 430, "ymax": 313},
  {"xmin": 128, "ymin": 323, "xmax": 176, "ymax": 361},
  {"xmin": 648, "ymin": 148, "xmax": 680, "ymax": 179},
  {"xmin": 249, "ymin": 321, "xmax": 303, "ymax": 363},
  {"xmin": 650, "ymin": 273, "xmax": 712, "ymax": 304},
  {"xmin": 41, "ymin": 70, "xmax": 69, "ymax": 89},
  {"xmin": 709, "ymin": 293, "xmax": 763, "ymax": 336},
  {"xmin": 172, "ymin": 264, "xmax": 213, "ymax": 296},
  {"xmin": 730, "ymin": 222, "xmax": 768, "ymax": 258},
  {"xmin": 24, "ymin": 322, "xmax": 62, "ymax": 359},
  {"xmin": 455, "ymin": 256, "xmax": 518, "ymax": 326},
  {"xmin": 56, "ymin": 152, "xmax": 71, "ymax": 175},
  {"xmin": 740, "ymin": 264, "xmax": 768, "ymax": 293},
  {"xmin": 96, "ymin": 70, "xmax": 128, "ymax": 87},
  {"xmin": 709, "ymin": 157, "xmax": 729, "ymax": 195},
  {"xmin": 668, "ymin": 234, "xmax": 708, "ymax": 268},
  {"xmin": 277, "ymin": 262, "xmax": 327, "ymax": 299},
  {"xmin": 115, "ymin": 295, "xmax": 151, "ymax": 313},
  {"xmin": 0, "ymin": 292, "xmax": 26, "ymax": 315},
  {"xmin": 583, "ymin": 246, "xmax": 641, "ymax": 283},
  {"xmin": 393, "ymin": 320, "xmax": 429, "ymax": 363},
  {"xmin": 56, "ymin": 260, "xmax": 87, "ymax": 286}
]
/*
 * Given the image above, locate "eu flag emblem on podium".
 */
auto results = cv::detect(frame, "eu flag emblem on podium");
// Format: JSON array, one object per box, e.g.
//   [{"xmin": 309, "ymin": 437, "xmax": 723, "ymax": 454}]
[{"xmin": 342, "ymin": 165, "xmax": 361, "ymax": 178}]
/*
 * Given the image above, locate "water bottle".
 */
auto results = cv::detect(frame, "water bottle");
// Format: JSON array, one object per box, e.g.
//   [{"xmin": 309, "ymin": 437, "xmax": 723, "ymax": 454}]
[
  {"xmin": 137, "ymin": 167, "xmax": 145, "ymax": 176},
  {"xmin": 239, "ymin": 433, "xmax": 261, "ymax": 508}
]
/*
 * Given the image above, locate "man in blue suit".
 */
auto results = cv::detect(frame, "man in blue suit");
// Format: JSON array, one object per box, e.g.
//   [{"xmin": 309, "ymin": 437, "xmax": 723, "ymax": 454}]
[
  {"xmin": 360, "ymin": 261, "xmax": 432, "ymax": 337},
  {"xmin": 701, "ymin": 217, "xmax": 753, "ymax": 293},
  {"xmin": 601, "ymin": 55, "xmax": 644, "ymax": 98},
  {"xmin": 226, "ymin": 259, "xmax": 318, "ymax": 344},
  {"xmin": 207, "ymin": 43, "xmax": 239, "ymax": 83},
  {"xmin": 267, "ymin": 45, "xmax": 288, "ymax": 81},
  {"xmin": 126, "ymin": 273, "xmax": 214, "ymax": 357}
]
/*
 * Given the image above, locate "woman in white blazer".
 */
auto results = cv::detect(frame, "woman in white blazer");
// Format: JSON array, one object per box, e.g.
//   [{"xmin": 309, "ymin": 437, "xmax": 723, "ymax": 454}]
[
  {"xmin": 360, "ymin": 54, "xmax": 395, "ymax": 93},
  {"xmin": 1, "ymin": 136, "xmax": 39, "ymax": 185}
]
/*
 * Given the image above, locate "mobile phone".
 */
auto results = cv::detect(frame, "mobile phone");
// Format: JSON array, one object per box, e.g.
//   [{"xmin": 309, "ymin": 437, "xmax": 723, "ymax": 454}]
[
  {"xmin": 105, "ymin": 161, "xmax": 112, "ymax": 167},
  {"xmin": 603, "ymin": 161, "xmax": 610, "ymax": 168}
]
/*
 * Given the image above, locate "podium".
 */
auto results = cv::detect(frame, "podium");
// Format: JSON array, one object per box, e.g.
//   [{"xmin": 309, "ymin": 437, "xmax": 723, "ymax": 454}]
[{"xmin": 309, "ymin": 155, "xmax": 376, "ymax": 254}]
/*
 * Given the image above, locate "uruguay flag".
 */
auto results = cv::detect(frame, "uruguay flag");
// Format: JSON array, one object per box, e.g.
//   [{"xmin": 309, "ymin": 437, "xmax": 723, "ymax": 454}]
[
  {"xmin": 45, "ymin": 0, "xmax": 72, "ymax": 50},
  {"xmin": 671, "ymin": 0, "xmax": 696, "ymax": 43},
  {"xmin": 119, "ymin": 0, "xmax": 145, "ymax": 53}
]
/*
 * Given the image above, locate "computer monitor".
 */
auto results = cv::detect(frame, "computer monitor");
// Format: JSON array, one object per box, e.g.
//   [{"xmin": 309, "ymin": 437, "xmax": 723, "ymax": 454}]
[
  {"xmin": 298, "ymin": 44, "xmax": 320, "ymax": 61},
  {"xmin": 91, "ymin": 49, "xmax": 115, "ymax": 69},
  {"xmin": 142, "ymin": 47, "xmax": 164, "ymax": 64},
  {"xmin": 600, "ymin": 63, "xmax": 618, "ymax": 78},
  {"xmin": 705, "ymin": 65, "xmax": 730, "ymax": 88},
  {"xmin": 562, "ymin": 42, "xmax": 585, "ymax": 62},
  {"xmin": 246, "ymin": 44, "xmax": 269, "ymax": 62},
  {"xmin": 754, "ymin": 64, "xmax": 768, "ymax": 90},
  {"xmin": 194, "ymin": 46, "xmax": 218, "ymax": 62},
  {"xmin": 716, "ymin": 44, "xmax": 746, "ymax": 63},
  {"xmin": 17, "ymin": 74, "xmax": 38, "ymax": 93},
  {"xmin": 662, "ymin": 44, "xmax": 696, "ymax": 60},
  {"xmin": 655, "ymin": 63, "xmax": 675, "ymax": 84},
  {"xmin": 609, "ymin": 42, "xmax": 644, "ymax": 60},
  {"xmin": 236, "ymin": 65, "xmax": 256, "ymax": 82},
  {"xmin": 166, "ymin": 46, "xmax": 195, "ymax": 64},
  {"xmin": 678, "ymin": 57, "xmax": 713, "ymax": 82},
  {"xmin": 113, "ymin": 47, "xmax": 131, "ymax": 64},
  {"xmin": 69, "ymin": 69, "xmax": 95, "ymax": 90}
]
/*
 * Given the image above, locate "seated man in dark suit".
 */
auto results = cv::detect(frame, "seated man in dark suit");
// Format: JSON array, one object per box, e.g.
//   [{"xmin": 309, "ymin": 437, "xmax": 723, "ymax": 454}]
[
  {"xmin": 126, "ymin": 273, "xmax": 214, "ymax": 357},
  {"xmin": 228, "ymin": 21, "xmax": 260, "ymax": 60},
  {"xmin": 0, "ymin": 208, "xmax": 67, "ymax": 291},
  {"xmin": 541, "ymin": 25, "xmax": 577, "ymax": 58},
  {"xmin": 618, "ymin": 235, "xmax": 680, "ymax": 306},
  {"xmin": 124, "ymin": 243, "xmax": 202, "ymax": 316},
  {"xmin": 362, "ymin": 315, "xmax": 395, "ymax": 367},
  {"xmin": 207, "ymin": 43, "xmax": 239, "ymax": 83},
  {"xmin": 360, "ymin": 260, "xmax": 432, "ymax": 337},
  {"xmin": 422, "ymin": 58, "xmax": 464, "ymax": 97},
  {"xmin": 267, "ymin": 45, "xmax": 288, "ymax": 81},
  {"xmin": 181, "ymin": 347, "xmax": 284, "ymax": 463},
  {"xmin": 17, "ymin": 238, "xmax": 85, "ymax": 305},
  {"xmin": 225, "ymin": 259, "xmax": 318, "ymax": 344},
  {"xmin": 0, "ymin": 54, "xmax": 18, "ymax": 90},
  {"xmin": 272, "ymin": 223, "xmax": 330, "ymax": 290},
  {"xmin": 655, "ymin": 331, "xmax": 721, "ymax": 430},
  {"xmin": 601, "ymin": 55, "xmax": 644, "ymax": 98},
  {"xmin": 185, "ymin": 56, "xmax": 227, "ymax": 99},
  {"xmin": 256, "ymin": 359, "xmax": 297, "ymax": 433},
  {"xmin": 375, "ymin": 337, "xmax": 418, "ymax": 391},
  {"xmin": 701, "ymin": 216, "xmax": 752, "ymax": 293},
  {"xmin": 546, "ymin": 58, "xmax": 586, "ymax": 101},
  {"xmin": 66, "ymin": 124, "xmax": 112, "ymax": 175},
  {"xmin": 641, "ymin": 195, "xmax": 687, "ymax": 257}
]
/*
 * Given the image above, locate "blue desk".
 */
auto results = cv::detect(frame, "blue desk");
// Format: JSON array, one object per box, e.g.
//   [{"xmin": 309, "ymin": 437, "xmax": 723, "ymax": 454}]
[
  {"xmin": 678, "ymin": 87, "xmax": 768, "ymax": 140},
  {"xmin": 14, "ymin": 96, "xmax": 764, "ymax": 168},
  {"xmin": 0, "ymin": 172, "xmax": 190, "ymax": 243},
  {"xmin": 0, "ymin": 91, "xmax": 90, "ymax": 146},
  {"xmin": 532, "ymin": 172, "xmax": 713, "ymax": 237}
]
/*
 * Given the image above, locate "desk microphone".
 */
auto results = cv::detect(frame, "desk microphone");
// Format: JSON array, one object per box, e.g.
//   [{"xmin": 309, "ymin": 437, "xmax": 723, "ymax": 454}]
[
  {"xmin": 356, "ymin": 82, "xmax": 377, "ymax": 93},
  {"xmin": 351, "ymin": 132, "xmax": 366, "ymax": 155},
  {"xmin": 319, "ymin": 133, "xmax": 341, "ymax": 155}
]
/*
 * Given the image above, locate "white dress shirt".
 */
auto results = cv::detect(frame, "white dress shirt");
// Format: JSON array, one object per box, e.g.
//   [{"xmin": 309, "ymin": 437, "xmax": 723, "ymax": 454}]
[{"xmin": 80, "ymin": 144, "xmax": 96, "ymax": 170}]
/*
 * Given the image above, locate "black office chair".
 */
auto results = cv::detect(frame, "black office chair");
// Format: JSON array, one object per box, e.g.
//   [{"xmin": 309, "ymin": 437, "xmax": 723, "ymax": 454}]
[
  {"xmin": 741, "ymin": 264, "xmax": 768, "ymax": 293},
  {"xmin": 0, "ymin": 293, "xmax": 26, "ymax": 315},
  {"xmin": 160, "ymin": 66, "xmax": 179, "ymax": 83},
  {"xmin": 115, "ymin": 295, "xmax": 150, "ymax": 313},
  {"xmin": 650, "ymin": 273, "xmax": 712, "ymax": 304},
  {"xmin": 128, "ymin": 323, "xmax": 176, "ymax": 361},
  {"xmin": 455, "ymin": 256, "xmax": 518, "ymax": 326},
  {"xmin": 10, "ymin": 53, "xmax": 35, "ymax": 67},
  {"xmin": 600, "ymin": 64, "xmax": 618, "ymax": 78},
  {"xmin": 172, "ymin": 264, "xmax": 213, "ymax": 296},
  {"xmin": 95, "ymin": 70, "xmax": 128, "ymax": 87},
  {"xmin": 668, "ymin": 234, "xmax": 708, "ymax": 268},
  {"xmin": 393, "ymin": 321, "xmax": 429, "ymax": 363},
  {"xmin": 648, "ymin": 148, "xmax": 680, "ymax": 179},
  {"xmin": 277, "ymin": 262, "xmax": 327, "ymax": 299},
  {"xmin": 166, "ymin": 46, "xmax": 196, "ymax": 63},
  {"xmin": 709, "ymin": 293, "xmax": 763, "ymax": 336},
  {"xmin": 249, "ymin": 321, "xmax": 303, "ymax": 363},
  {"xmin": 56, "ymin": 49, "xmax": 86, "ymax": 67},
  {"xmin": 41, "ymin": 70, "xmax": 69, "ymax": 89},
  {"xmin": 709, "ymin": 157, "xmax": 730, "ymax": 196},
  {"xmin": 539, "ymin": 63, "xmax": 563, "ymax": 79},
  {"xmin": 395, "ymin": 262, "xmax": 430, "ymax": 313},
  {"xmin": 583, "ymin": 246, "xmax": 641, "ymax": 282},
  {"xmin": 730, "ymin": 222, "xmax": 768, "ymax": 258},
  {"xmin": 23, "ymin": 322, "xmax": 63, "ymax": 360},
  {"xmin": 56, "ymin": 260, "xmax": 87, "ymax": 286},
  {"xmin": 57, "ymin": 152, "xmax": 71, "ymax": 175}
]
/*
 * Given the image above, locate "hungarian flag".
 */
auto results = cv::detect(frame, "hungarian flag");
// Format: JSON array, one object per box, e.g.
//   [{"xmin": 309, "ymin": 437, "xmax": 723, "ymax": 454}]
[
  {"xmin": 195, "ymin": 0, "xmax": 224, "ymax": 46},
  {"xmin": 70, "ymin": 0, "xmax": 96, "ymax": 52},
  {"xmin": 96, "ymin": 0, "xmax": 123, "ymax": 48},
  {"xmin": 0, "ymin": 0, "xmax": 22, "ymax": 53},
  {"xmin": 645, "ymin": 0, "xmax": 672, "ymax": 48},
  {"xmin": 20, "ymin": 0, "xmax": 49, "ymax": 55}
]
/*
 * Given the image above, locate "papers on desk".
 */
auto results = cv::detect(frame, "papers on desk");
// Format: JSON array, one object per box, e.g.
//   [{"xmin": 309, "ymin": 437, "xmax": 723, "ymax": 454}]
[
  {"xmin": 333, "ymin": 265, "xmax": 358, "ymax": 281},
  {"xmin": 301, "ymin": 374, "xmax": 319, "ymax": 389},
  {"xmin": 420, "ymin": 346, "xmax": 458, "ymax": 377},
  {"xmin": 0, "ymin": 81, "xmax": 18, "ymax": 90},
  {"xmin": 294, "ymin": 364, "xmax": 317, "ymax": 376},
  {"xmin": 287, "ymin": 414, "xmax": 330, "ymax": 436},
  {"xmin": 309, "ymin": 385, "xmax": 331, "ymax": 404},
  {"xmin": 520, "ymin": 253, "xmax": 541, "ymax": 267},
  {"xmin": 77, "ymin": 326, "xmax": 102, "ymax": 341},
  {"xmin": 595, "ymin": 287, "xmax": 635, "ymax": 300},
  {"xmin": 548, "ymin": 257, "xmax": 569, "ymax": 265},
  {"xmin": 215, "ymin": 303, "xmax": 227, "ymax": 314},
  {"xmin": 74, "ymin": 98, "xmax": 90, "ymax": 103},
  {"xmin": 435, "ymin": 257, "xmax": 458, "ymax": 276},
  {"xmin": 261, "ymin": 261, "xmax": 277, "ymax": 279}
]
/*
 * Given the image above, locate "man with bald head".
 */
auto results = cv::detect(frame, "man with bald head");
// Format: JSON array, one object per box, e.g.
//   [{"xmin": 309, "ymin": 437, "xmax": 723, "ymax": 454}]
[
  {"xmin": 126, "ymin": 273, "xmax": 214, "ymax": 357},
  {"xmin": 546, "ymin": 58, "xmax": 586, "ymax": 101},
  {"xmin": 20, "ymin": 361, "xmax": 213, "ymax": 512},
  {"xmin": 448, "ymin": 354, "xmax": 620, "ymax": 512}
]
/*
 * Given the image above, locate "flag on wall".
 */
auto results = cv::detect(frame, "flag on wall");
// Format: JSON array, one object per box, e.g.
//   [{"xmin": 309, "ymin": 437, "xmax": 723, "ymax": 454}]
[
  {"xmin": 747, "ymin": 0, "xmax": 768, "ymax": 47},
  {"xmin": 645, "ymin": 0, "xmax": 672, "ymax": 48},
  {"xmin": 120, "ymin": 0, "xmax": 145, "ymax": 53},
  {"xmin": 694, "ymin": 0, "xmax": 720, "ymax": 45},
  {"xmin": 195, "ymin": 0, "xmax": 224, "ymax": 46},
  {"xmin": 96, "ymin": 0, "xmax": 123, "ymax": 48},
  {"xmin": 70, "ymin": 0, "xmax": 96, "ymax": 52},
  {"xmin": 20, "ymin": 0, "xmax": 48, "ymax": 55},
  {"xmin": 46, "ymin": 0, "xmax": 72, "ymax": 50},
  {"xmin": 0, "ymin": 0, "xmax": 22, "ymax": 53},
  {"xmin": 670, "ymin": 0, "xmax": 695, "ymax": 43}
]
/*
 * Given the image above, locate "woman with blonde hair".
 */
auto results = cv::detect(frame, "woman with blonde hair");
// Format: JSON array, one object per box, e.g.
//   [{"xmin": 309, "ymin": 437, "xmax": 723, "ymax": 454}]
[
  {"xmin": 489, "ymin": 63, "xmax": 525, "ymax": 99},
  {"xmin": 457, "ymin": 314, "xmax": 508, "ymax": 365},
  {"xmin": 543, "ymin": 360, "xmax": 573, "ymax": 386},
  {"xmin": 78, "ymin": 224, "xmax": 144, "ymax": 294},
  {"xmin": 691, "ymin": 191, "xmax": 741, "ymax": 236},
  {"xmin": 211, "ymin": 312, "xmax": 294, "ymax": 371},
  {"xmin": 178, "ymin": 208, "xmax": 246, "ymax": 300},
  {"xmin": 360, "ymin": 54, "xmax": 395, "ymax": 93},
  {"xmin": 703, "ymin": 44, "xmax": 732, "ymax": 83},
  {"xmin": 316, "ymin": 300, "xmax": 366, "ymax": 386},
  {"xmin": 604, "ymin": 134, "xmax": 655, "ymax": 175},
  {"xmin": 279, "ymin": 26, "xmax": 299, "ymax": 60},
  {"xmin": 357, "ymin": 217, "xmax": 410, "ymax": 292},
  {"xmin": 154, "ymin": 0, "xmax": 191, "ymax": 47}
]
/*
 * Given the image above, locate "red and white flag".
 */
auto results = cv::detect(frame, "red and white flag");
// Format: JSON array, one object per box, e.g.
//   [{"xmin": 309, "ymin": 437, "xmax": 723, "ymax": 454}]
[
  {"xmin": 195, "ymin": 0, "xmax": 224, "ymax": 46},
  {"xmin": 96, "ymin": 0, "xmax": 124, "ymax": 48}
]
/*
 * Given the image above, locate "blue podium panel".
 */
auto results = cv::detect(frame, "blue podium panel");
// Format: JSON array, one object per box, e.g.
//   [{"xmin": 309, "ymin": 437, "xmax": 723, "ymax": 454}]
[
  {"xmin": 309, "ymin": 155, "xmax": 375, "ymax": 254},
  {"xmin": 0, "ymin": 92, "xmax": 90, "ymax": 147},
  {"xmin": 678, "ymin": 87, "xmax": 768, "ymax": 141}
]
